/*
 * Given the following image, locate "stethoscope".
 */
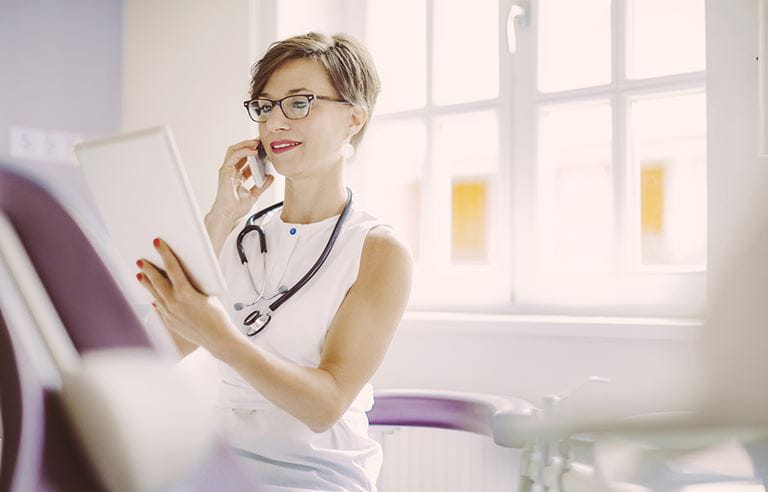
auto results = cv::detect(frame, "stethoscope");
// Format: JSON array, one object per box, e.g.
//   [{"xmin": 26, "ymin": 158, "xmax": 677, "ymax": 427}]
[{"xmin": 233, "ymin": 187, "xmax": 353, "ymax": 336}]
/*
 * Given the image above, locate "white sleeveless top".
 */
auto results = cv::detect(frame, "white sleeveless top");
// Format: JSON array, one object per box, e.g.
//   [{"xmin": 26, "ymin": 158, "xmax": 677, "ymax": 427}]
[{"xmin": 213, "ymin": 202, "xmax": 387, "ymax": 491}]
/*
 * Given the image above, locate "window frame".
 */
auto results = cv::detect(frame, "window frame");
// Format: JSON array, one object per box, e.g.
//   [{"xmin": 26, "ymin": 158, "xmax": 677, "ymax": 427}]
[
  {"xmin": 253, "ymin": 0, "xmax": 707, "ymax": 318},
  {"xmin": 509, "ymin": 0, "xmax": 707, "ymax": 318},
  {"xmin": 348, "ymin": 0, "xmax": 516, "ymax": 309}
]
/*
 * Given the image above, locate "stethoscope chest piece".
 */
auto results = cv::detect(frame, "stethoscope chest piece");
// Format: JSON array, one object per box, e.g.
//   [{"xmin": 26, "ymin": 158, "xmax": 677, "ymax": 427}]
[{"xmin": 244, "ymin": 310, "xmax": 272, "ymax": 336}]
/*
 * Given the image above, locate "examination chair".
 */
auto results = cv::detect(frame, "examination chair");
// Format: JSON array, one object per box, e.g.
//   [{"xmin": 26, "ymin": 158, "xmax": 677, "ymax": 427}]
[
  {"xmin": 0, "ymin": 163, "xmax": 257, "ymax": 491},
  {"xmin": 368, "ymin": 389, "xmax": 540, "ymax": 491}
]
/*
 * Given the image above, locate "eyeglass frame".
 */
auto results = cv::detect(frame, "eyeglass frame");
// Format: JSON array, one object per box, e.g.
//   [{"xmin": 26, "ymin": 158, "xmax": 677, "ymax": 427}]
[{"xmin": 243, "ymin": 94, "xmax": 350, "ymax": 123}]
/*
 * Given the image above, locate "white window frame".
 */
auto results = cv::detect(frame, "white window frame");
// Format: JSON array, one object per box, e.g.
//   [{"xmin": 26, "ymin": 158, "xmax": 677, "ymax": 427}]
[
  {"xmin": 509, "ymin": 0, "xmax": 707, "ymax": 318},
  {"xmin": 252, "ymin": 0, "xmax": 707, "ymax": 319},
  {"xmin": 350, "ymin": 0, "xmax": 515, "ymax": 310}
]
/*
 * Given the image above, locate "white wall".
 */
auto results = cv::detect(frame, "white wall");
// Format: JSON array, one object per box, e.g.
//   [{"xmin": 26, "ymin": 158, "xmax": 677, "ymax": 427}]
[
  {"xmin": 697, "ymin": 0, "xmax": 768, "ymax": 418},
  {"xmin": 122, "ymin": 0, "xmax": 260, "ymax": 213},
  {"xmin": 706, "ymin": 0, "xmax": 766, "ymax": 283},
  {"xmin": 372, "ymin": 317, "xmax": 700, "ymax": 419}
]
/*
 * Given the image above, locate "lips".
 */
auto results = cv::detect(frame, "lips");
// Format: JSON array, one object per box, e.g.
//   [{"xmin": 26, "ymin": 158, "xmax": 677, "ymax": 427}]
[{"xmin": 270, "ymin": 140, "xmax": 302, "ymax": 154}]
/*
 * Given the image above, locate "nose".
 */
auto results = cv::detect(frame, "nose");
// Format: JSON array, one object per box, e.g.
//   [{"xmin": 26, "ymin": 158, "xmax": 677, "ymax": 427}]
[{"xmin": 263, "ymin": 104, "xmax": 291, "ymax": 133}]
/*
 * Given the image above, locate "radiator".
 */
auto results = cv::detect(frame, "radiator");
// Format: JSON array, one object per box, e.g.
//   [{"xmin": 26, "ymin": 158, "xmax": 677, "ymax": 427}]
[{"xmin": 371, "ymin": 426, "xmax": 522, "ymax": 492}]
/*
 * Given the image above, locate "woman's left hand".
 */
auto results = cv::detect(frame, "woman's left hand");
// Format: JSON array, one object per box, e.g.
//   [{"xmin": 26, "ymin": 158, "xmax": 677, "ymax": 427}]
[{"xmin": 136, "ymin": 238, "xmax": 241, "ymax": 354}]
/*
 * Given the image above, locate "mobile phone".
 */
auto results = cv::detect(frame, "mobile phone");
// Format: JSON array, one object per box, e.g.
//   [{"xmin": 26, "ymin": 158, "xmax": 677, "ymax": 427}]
[{"xmin": 247, "ymin": 142, "xmax": 272, "ymax": 187}]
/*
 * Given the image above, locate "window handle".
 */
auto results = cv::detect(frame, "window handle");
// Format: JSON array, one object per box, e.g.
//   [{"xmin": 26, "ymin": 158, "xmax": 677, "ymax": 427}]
[{"xmin": 506, "ymin": 1, "xmax": 528, "ymax": 54}]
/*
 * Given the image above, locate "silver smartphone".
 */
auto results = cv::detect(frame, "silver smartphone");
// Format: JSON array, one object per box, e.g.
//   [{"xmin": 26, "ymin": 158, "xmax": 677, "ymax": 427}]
[{"xmin": 247, "ymin": 142, "xmax": 273, "ymax": 187}]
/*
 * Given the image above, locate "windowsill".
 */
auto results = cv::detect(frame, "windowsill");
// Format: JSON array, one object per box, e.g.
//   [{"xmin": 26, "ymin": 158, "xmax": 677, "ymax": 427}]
[{"xmin": 400, "ymin": 310, "xmax": 701, "ymax": 341}]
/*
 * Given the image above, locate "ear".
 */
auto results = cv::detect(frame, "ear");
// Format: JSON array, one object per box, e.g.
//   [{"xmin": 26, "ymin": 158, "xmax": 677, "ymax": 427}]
[{"xmin": 346, "ymin": 104, "xmax": 368, "ymax": 139}]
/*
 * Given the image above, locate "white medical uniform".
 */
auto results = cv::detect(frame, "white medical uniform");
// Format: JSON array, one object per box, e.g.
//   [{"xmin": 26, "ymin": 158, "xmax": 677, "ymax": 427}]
[{"xmin": 214, "ymin": 204, "xmax": 387, "ymax": 491}]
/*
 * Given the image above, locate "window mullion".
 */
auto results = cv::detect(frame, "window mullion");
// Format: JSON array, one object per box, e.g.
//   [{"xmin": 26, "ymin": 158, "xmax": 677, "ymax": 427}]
[
  {"xmin": 509, "ymin": 0, "xmax": 538, "ymax": 304},
  {"xmin": 423, "ymin": 0, "xmax": 438, "ymax": 271},
  {"xmin": 499, "ymin": 0, "xmax": 516, "ymax": 302},
  {"xmin": 614, "ymin": 0, "xmax": 628, "ymax": 273}
]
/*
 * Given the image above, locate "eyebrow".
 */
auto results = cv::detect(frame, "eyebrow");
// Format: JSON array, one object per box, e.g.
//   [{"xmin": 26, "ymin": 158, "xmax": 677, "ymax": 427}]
[{"xmin": 258, "ymin": 88, "xmax": 313, "ymax": 98}]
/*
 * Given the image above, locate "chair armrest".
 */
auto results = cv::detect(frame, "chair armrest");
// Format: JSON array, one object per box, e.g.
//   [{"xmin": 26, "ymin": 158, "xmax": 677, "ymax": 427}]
[{"xmin": 369, "ymin": 389, "xmax": 538, "ymax": 448}]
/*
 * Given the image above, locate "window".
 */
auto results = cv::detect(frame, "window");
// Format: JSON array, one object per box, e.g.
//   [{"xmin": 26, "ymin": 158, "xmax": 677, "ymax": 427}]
[
  {"xmin": 254, "ymin": 0, "xmax": 707, "ymax": 317},
  {"xmin": 513, "ymin": 0, "xmax": 706, "ymax": 317}
]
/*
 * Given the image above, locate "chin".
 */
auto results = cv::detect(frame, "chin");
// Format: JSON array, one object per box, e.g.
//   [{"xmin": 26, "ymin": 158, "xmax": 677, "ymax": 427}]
[{"xmin": 269, "ymin": 158, "xmax": 304, "ymax": 179}]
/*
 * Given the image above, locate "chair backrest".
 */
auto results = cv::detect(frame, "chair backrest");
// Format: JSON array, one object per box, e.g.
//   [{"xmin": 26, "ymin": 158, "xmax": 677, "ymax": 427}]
[
  {"xmin": 0, "ymin": 277, "xmax": 105, "ymax": 491},
  {"xmin": 0, "ymin": 165, "xmax": 152, "ymax": 352},
  {"xmin": 0, "ymin": 162, "xmax": 256, "ymax": 491},
  {"xmin": 0, "ymin": 310, "xmax": 26, "ymax": 491}
]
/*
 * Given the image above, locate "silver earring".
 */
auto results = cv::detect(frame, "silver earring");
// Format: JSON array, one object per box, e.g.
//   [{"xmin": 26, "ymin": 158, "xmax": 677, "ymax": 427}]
[{"xmin": 341, "ymin": 142, "xmax": 355, "ymax": 160}]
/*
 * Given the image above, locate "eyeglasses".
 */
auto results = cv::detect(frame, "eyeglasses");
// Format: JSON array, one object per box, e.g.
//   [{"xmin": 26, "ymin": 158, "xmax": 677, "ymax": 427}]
[{"xmin": 243, "ymin": 94, "xmax": 349, "ymax": 123}]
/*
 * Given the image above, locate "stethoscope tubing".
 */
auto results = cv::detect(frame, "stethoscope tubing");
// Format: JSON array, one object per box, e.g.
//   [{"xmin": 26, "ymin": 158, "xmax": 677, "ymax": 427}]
[{"xmin": 235, "ymin": 188, "xmax": 353, "ymax": 320}]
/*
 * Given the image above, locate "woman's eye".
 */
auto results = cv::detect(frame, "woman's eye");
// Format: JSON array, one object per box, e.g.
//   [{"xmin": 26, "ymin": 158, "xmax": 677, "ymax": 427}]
[{"xmin": 291, "ymin": 101, "xmax": 308, "ymax": 109}]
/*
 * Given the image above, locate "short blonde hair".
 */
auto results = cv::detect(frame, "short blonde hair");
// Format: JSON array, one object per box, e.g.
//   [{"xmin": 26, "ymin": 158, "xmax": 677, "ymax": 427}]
[{"xmin": 249, "ymin": 32, "xmax": 381, "ymax": 148}]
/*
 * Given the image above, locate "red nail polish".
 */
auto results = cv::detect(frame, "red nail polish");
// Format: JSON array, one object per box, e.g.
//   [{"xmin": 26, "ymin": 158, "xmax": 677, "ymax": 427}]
[
  {"xmin": 153, "ymin": 238, "xmax": 160, "ymax": 247},
  {"xmin": 151, "ymin": 301, "xmax": 156, "ymax": 307},
  {"xmin": 136, "ymin": 273, "xmax": 143, "ymax": 281},
  {"xmin": 136, "ymin": 260, "xmax": 143, "ymax": 268}
]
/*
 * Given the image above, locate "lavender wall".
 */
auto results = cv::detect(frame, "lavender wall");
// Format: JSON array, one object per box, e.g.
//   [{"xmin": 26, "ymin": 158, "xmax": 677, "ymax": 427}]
[{"xmin": 0, "ymin": 0, "xmax": 122, "ymax": 148}]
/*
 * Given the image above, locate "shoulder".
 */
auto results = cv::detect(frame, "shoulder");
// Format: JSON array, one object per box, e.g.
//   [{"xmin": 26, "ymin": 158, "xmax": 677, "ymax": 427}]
[
  {"xmin": 340, "ymin": 224, "xmax": 412, "ymax": 318},
  {"xmin": 358, "ymin": 225, "xmax": 413, "ymax": 283},
  {"xmin": 343, "ymin": 207, "xmax": 413, "ymax": 282}
]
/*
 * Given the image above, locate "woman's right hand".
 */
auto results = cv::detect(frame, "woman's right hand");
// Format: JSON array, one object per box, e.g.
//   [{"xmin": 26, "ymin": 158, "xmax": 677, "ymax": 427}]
[{"xmin": 210, "ymin": 138, "xmax": 275, "ymax": 221}]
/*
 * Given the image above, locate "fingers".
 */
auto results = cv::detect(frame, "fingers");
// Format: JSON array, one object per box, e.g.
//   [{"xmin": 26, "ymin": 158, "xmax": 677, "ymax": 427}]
[
  {"xmin": 239, "ymin": 159, "xmax": 253, "ymax": 179},
  {"xmin": 249, "ymin": 173, "xmax": 274, "ymax": 196},
  {"xmin": 151, "ymin": 300, "xmax": 170, "ymax": 323},
  {"xmin": 226, "ymin": 147, "xmax": 260, "ymax": 171},
  {"xmin": 223, "ymin": 139, "xmax": 261, "ymax": 170},
  {"xmin": 221, "ymin": 150, "xmax": 261, "ymax": 191},
  {"xmin": 136, "ymin": 260, "xmax": 171, "ymax": 306},
  {"xmin": 226, "ymin": 139, "xmax": 260, "ymax": 159},
  {"xmin": 150, "ymin": 238, "xmax": 190, "ymax": 292}
]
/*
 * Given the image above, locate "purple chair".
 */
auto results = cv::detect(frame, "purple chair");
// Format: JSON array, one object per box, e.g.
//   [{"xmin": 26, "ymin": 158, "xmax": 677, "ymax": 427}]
[
  {"xmin": 0, "ymin": 163, "xmax": 256, "ymax": 491},
  {"xmin": 368, "ymin": 389, "xmax": 537, "ymax": 443},
  {"xmin": 368, "ymin": 388, "xmax": 539, "ymax": 490}
]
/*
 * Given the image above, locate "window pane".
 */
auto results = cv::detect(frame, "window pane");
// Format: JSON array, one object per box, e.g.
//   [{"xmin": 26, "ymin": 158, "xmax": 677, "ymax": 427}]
[
  {"xmin": 433, "ymin": 110, "xmax": 500, "ymax": 176},
  {"xmin": 366, "ymin": 0, "xmax": 427, "ymax": 114},
  {"xmin": 630, "ymin": 92, "xmax": 706, "ymax": 266},
  {"xmin": 538, "ymin": 0, "xmax": 612, "ymax": 93},
  {"xmin": 433, "ymin": 111, "xmax": 499, "ymax": 264},
  {"xmin": 626, "ymin": 0, "xmax": 705, "ymax": 79},
  {"xmin": 452, "ymin": 179, "xmax": 490, "ymax": 263},
  {"xmin": 538, "ymin": 102, "xmax": 614, "ymax": 273},
  {"xmin": 433, "ymin": 0, "xmax": 498, "ymax": 105},
  {"xmin": 355, "ymin": 119, "xmax": 426, "ymax": 258}
]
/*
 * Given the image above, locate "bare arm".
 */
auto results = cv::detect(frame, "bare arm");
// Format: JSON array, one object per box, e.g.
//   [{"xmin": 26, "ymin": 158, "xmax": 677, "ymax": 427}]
[
  {"xmin": 211, "ymin": 227, "xmax": 413, "ymax": 433},
  {"xmin": 206, "ymin": 138, "xmax": 275, "ymax": 257},
  {"xmin": 204, "ymin": 209, "xmax": 240, "ymax": 258},
  {"xmin": 168, "ymin": 327, "xmax": 199, "ymax": 358}
]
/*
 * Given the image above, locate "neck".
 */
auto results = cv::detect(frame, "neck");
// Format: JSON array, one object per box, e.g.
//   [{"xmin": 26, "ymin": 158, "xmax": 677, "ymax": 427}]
[{"xmin": 280, "ymin": 164, "xmax": 348, "ymax": 224}]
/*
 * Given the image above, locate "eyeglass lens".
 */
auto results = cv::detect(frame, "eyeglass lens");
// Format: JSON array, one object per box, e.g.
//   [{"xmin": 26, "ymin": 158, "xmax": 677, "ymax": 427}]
[{"xmin": 249, "ymin": 95, "xmax": 311, "ymax": 122}]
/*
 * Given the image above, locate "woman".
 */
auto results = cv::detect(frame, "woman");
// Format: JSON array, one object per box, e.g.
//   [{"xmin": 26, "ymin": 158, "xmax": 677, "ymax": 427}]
[{"xmin": 135, "ymin": 32, "xmax": 412, "ymax": 490}]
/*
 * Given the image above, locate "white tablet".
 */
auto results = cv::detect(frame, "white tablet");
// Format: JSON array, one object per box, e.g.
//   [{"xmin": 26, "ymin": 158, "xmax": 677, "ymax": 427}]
[{"xmin": 74, "ymin": 125, "xmax": 227, "ymax": 304}]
